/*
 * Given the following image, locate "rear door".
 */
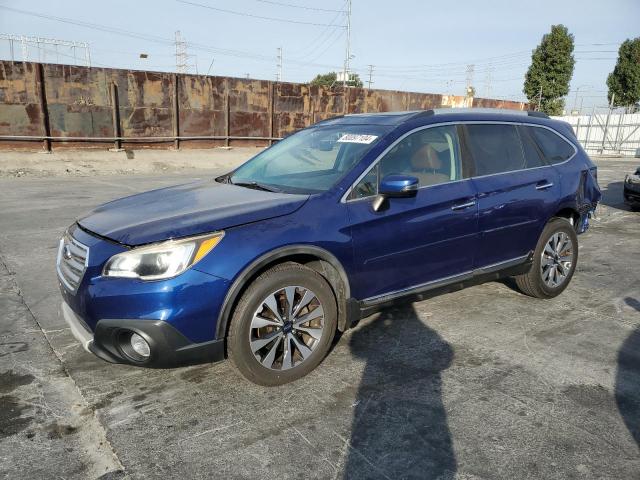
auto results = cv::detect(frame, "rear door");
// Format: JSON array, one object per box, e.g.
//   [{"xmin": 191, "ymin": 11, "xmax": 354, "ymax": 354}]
[{"xmin": 463, "ymin": 123, "xmax": 560, "ymax": 268}]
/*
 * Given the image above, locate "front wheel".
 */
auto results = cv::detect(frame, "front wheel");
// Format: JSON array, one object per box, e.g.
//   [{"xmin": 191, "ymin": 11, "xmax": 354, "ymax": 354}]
[
  {"xmin": 514, "ymin": 218, "xmax": 578, "ymax": 299},
  {"xmin": 227, "ymin": 262, "xmax": 338, "ymax": 386}
]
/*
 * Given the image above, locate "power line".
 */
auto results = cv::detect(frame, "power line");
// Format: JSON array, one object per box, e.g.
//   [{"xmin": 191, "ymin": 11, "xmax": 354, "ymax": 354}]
[
  {"xmin": 252, "ymin": 0, "xmax": 345, "ymax": 13},
  {"xmin": 176, "ymin": 0, "xmax": 347, "ymax": 27},
  {"xmin": 287, "ymin": 3, "xmax": 346, "ymax": 58},
  {"xmin": 0, "ymin": 5, "xmax": 172, "ymax": 45}
]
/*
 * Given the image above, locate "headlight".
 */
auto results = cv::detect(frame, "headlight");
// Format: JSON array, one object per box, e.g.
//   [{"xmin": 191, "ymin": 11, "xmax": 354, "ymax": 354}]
[{"xmin": 103, "ymin": 232, "xmax": 224, "ymax": 280}]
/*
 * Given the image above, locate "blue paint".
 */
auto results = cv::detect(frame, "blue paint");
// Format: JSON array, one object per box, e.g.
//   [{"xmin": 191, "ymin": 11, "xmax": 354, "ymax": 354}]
[{"xmin": 60, "ymin": 110, "xmax": 601, "ymax": 348}]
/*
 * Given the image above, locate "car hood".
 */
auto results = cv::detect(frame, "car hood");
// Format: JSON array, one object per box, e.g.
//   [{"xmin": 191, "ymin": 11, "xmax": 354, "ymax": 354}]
[{"xmin": 78, "ymin": 180, "xmax": 309, "ymax": 246}]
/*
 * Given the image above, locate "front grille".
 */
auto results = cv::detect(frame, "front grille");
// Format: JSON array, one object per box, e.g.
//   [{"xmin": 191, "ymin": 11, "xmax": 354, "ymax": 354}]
[{"xmin": 56, "ymin": 232, "xmax": 89, "ymax": 294}]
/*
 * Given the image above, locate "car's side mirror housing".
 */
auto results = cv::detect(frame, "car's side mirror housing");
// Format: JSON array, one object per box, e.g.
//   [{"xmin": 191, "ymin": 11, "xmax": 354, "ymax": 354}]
[
  {"xmin": 379, "ymin": 175, "xmax": 419, "ymax": 197},
  {"xmin": 372, "ymin": 175, "xmax": 419, "ymax": 211}
]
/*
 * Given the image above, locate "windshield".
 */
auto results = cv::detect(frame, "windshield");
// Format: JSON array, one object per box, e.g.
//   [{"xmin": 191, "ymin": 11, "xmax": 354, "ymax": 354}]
[{"xmin": 229, "ymin": 125, "xmax": 391, "ymax": 194}]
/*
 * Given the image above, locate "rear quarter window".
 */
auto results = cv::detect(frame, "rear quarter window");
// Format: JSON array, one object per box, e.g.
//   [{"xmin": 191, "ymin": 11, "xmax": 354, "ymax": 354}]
[{"xmin": 527, "ymin": 126, "xmax": 575, "ymax": 164}]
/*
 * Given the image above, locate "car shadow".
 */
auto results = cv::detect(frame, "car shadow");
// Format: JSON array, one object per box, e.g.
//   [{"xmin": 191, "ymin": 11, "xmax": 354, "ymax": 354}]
[
  {"xmin": 344, "ymin": 304, "xmax": 456, "ymax": 479},
  {"xmin": 600, "ymin": 181, "xmax": 635, "ymax": 212},
  {"xmin": 615, "ymin": 297, "xmax": 640, "ymax": 449}
]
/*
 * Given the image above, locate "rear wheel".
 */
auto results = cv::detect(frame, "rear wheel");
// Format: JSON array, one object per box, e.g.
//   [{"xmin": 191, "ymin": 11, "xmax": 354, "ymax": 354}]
[
  {"xmin": 227, "ymin": 262, "xmax": 337, "ymax": 386},
  {"xmin": 514, "ymin": 218, "xmax": 578, "ymax": 299}
]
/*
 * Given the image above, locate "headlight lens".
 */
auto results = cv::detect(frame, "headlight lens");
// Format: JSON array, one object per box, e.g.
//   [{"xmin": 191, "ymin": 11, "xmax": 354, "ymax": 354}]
[{"xmin": 103, "ymin": 232, "xmax": 224, "ymax": 280}]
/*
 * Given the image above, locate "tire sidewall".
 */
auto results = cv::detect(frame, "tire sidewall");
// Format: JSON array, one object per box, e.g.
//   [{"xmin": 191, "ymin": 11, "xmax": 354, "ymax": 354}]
[
  {"xmin": 533, "ymin": 219, "xmax": 579, "ymax": 297},
  {"xmin": 228, "ymin": 265, "xmax": 337, "ymax": 386}
]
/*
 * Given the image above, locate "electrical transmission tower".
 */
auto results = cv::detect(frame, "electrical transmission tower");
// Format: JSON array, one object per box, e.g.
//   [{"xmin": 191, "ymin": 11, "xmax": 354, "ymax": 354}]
[
  {"xmin": 174, "ymin": 31, "xmax": 193, "ymax": 73},
  {"xmin": 0, "ymin": 34, "xmax": 91, "ymax": 66},
  {"xmin": 367, "ymin": 65, "xmax": 374, "ymax": 90},
  {"xmin": 276, "ymin": 47, "xmax": 282, "ymax": 82},
  {"xmin": 465, "ymin": 64, "xmax": 475, "ymax": 95}
]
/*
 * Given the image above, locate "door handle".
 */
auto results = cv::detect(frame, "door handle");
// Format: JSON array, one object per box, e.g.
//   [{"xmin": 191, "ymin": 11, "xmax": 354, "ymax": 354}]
[
  {"xmin": 536, "ymin": 181, "xmax": 554, "ymax": 191},
  {"xmin": 451, "ymin": 200, "xmax": 476, "ymax": 211}
]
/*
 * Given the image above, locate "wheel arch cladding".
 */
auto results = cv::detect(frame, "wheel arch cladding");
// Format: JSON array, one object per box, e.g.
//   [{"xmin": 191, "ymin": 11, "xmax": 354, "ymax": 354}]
[{"xmin": 215, "ymin": 245, "xmax": 352, "ymax": 341}]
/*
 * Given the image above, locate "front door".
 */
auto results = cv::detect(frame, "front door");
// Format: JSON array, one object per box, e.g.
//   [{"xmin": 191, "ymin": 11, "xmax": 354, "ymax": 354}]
[{"xmin": 346, "ymin": 125, "xmax": 479, "ymax": 301}]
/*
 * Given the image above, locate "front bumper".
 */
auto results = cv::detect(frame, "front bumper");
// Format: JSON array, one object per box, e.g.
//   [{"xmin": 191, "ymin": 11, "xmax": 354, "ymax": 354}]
[{"xmin": 61, "ymin": 301, "xmax": 225, "ymax": 367}]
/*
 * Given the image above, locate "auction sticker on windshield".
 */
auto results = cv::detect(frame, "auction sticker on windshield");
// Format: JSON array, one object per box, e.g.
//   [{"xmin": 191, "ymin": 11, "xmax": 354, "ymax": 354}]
[{"xmin": 337, "ymin": 134, "xmax": 378, "ymax": 144}]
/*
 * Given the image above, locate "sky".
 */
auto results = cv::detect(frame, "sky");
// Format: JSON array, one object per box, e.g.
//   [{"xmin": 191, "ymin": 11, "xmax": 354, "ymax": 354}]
[{"xmin": 0, "ymin": 0, "xmax": 638, "ymax": 111}]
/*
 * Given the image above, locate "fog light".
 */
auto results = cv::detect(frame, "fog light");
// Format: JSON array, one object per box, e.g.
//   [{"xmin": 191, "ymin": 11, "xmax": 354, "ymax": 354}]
[{"xmin": 130, "ymin": 333, "xmax": 150, "ymax": 358}]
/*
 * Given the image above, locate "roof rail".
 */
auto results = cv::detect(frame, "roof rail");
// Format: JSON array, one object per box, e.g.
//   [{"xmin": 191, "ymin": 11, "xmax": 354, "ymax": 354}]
[
  {"xmin": 313, "ymin": 115, "xmax": 344, "ymax": 125},
  {"xmin": 527, "ymin": 111, "xmax": 550, "ymax": 119}
]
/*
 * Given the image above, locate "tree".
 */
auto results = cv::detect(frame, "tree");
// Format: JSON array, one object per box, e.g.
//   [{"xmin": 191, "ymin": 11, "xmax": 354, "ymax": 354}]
[
  {"xmin": 310, "ymin": 71, "xmax": 363, "ymax": 88},
  {"xmin": 524, "ymin": 25, "xmax": 575, "ymax": 115},
  {"xmin": 607, "ymin": 37, "xmax": 640, "ymax": 108}
]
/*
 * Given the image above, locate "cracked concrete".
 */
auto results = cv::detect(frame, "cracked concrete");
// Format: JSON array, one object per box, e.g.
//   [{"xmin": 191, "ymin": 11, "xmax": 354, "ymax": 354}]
[
  {"xmin": 0, "ymin": 155, "xmax": 638, "ymax": 479},
  {"xmin": 0, "ymin": 257, "xmax": 123, "ymax": 478}
]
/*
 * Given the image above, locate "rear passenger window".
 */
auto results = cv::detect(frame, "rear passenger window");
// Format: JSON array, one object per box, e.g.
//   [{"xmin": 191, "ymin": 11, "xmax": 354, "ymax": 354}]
[
  {"xmin": 527, "ymin": 127, "xmax": 575, "ymax": 164},
  {"xmin": 465, "ymin": 124, "xmax": 526, "ymax": 176},
  {"xmin": 518, "ymin": 127, "xmax": 547, "ymax": 169}
]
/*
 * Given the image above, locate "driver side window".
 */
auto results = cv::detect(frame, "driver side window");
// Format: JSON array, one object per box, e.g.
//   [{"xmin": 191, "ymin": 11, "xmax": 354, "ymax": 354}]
[{"xmin": 349, "ymin": 125, "xmax": 462, "ymax": 200}]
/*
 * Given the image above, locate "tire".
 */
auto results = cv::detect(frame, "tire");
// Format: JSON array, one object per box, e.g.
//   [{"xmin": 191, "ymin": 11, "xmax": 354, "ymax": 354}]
[
  {"xmin": 227, "ymin": 262, "xmax": 338, "ymax": 386},
  {"xmin": 514, "ymin": 218, "xmax": 579, "ymax": 299}
]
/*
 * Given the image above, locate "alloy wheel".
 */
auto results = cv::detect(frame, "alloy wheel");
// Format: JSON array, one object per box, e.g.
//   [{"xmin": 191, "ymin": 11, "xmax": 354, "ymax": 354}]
[
  {"xmin": 541, "ymin": 231, "xmax": 574, "ymax": 288},
  {"xmin": 249, "ymin": 286, "xmax": 325, "ymax": 371}
]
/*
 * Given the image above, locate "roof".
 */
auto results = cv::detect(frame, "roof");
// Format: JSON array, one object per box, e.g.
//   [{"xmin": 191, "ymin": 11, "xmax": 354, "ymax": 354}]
[{"xmin": 316, "ymin": 108, "xmax": 550, "ymax": 127}]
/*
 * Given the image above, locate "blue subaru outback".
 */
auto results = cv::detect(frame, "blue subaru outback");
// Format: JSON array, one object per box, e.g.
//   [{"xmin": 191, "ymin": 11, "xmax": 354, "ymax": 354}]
[{"xmin": 57, "ymin": 108, "xmax": 601, "ymax": 385}]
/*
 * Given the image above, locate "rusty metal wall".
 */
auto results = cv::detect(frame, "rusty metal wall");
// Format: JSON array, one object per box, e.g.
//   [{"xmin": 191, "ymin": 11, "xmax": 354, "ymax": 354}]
[{"xmin": 0, "ymin": 61, "xmax": 528, "ymax": 151}]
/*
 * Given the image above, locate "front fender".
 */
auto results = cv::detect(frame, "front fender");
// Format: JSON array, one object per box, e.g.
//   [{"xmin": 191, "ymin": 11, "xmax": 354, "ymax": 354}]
[{"xmin": 213, "ymin": 244, "xmax": 352, "ymax": 340}]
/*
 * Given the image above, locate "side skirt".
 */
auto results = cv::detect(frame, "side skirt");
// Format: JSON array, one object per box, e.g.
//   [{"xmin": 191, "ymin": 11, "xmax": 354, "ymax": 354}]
[{"xmin": 355, "ymin": 253, "xmax": 533, "ymax": 320}]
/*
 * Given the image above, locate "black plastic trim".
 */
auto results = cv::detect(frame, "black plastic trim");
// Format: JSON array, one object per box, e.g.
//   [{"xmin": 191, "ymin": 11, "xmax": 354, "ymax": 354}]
[
  {"xmin": 91, "ymin": 319, "xmax": 225, "ymax": 368},
  {"xmin": 215, "ymin": 245, "xmax": 351, "ymax": 340},
  {"xmin": 360, "ymin": 256, "xmax": 533, "ymax": 317}
]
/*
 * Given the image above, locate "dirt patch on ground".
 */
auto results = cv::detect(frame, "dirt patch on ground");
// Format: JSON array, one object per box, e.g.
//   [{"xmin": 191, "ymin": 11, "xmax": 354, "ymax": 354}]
[{"xmin": 0, "ymin": 147, "xmax": 258, "ymax": 178}]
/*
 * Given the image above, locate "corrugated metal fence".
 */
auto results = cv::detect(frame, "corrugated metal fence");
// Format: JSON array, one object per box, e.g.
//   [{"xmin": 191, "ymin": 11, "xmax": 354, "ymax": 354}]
[
  {"xmin": 0, "ymin": 61, "xmax": 528, "ymax": 151},
  {"xmin": 554, "ymin": 110, "xmax": 640, "ymax": 157}
]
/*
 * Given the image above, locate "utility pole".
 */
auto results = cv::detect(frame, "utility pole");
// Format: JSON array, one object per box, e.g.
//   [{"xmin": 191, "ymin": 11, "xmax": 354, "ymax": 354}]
[
  {"xmin": 537, "ymin": 85, "xmax": 543, "ymax": 111},
  {"xmin": 367, "ymin": 64, "xmax": 374, "ymax": 90},
  {"xmin": 342, "ymin": 0, "xmax": 352, "ymax": 89},
  {"xmin": 276, "ymin": 47, "xmax": 282, "ymax": 82},
  {"xmin": 483, "ymin": 64, "xmax": 493, "ymax": 98}
]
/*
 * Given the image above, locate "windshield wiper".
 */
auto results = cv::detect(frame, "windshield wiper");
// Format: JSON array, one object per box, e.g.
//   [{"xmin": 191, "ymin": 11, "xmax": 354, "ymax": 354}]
[{"xmin": 231, "ymin": 180, "xmax": 281, "ymax": 193}]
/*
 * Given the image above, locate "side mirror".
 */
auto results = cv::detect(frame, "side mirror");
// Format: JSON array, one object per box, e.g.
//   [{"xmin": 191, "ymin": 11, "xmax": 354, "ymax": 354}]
[
  {"xmin": 379, "ymin": 174, "xmax": 419, "ymax": 197},
  {"xmin": 372, "ymin": 175, "xmax": 419, "ymax": 211}
]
